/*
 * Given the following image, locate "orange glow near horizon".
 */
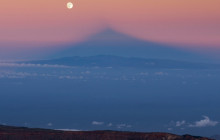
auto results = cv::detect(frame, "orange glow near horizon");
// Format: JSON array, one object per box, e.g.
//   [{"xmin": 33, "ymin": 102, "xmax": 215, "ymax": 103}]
[{"xmin": 0, "ymin": 0, "xmax": 220, "ymax": 48}]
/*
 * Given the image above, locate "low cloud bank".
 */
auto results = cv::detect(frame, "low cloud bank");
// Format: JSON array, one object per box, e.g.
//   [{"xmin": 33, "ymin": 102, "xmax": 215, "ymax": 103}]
[{"xmin": 189, "ymin": 116, "xmax": 218, "ymax": 128}]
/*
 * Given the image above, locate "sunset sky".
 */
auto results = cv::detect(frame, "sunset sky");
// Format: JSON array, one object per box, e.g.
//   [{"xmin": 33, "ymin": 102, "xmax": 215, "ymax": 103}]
[
  {"xmin": 0, "ymin": 0, "xmax": 219, "ymax": 50},
  {"xmin": 1, "ymin": 1, "xmax": 220, "ymax": 136}
]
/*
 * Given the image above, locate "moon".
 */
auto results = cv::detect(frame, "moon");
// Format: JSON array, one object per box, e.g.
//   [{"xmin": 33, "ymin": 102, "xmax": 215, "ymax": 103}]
[{"xmin": 67, "ymin": 2, "xmax": 73, "ymax": 9}]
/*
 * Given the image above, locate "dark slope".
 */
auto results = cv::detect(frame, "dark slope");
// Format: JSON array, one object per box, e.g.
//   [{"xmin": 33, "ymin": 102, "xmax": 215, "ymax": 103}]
[
  {"xmin": 51, "ymin": 29, "xmax": 212, "ymax": 63},
  {"xmin": 0, "ymin": 125, "xmax": 213, "ymax": 140}
]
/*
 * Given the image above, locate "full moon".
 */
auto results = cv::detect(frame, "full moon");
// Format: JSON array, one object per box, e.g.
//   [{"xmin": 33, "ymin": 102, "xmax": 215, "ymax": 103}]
[{"xmin": 67, "ymin": 2, "xmax": 73, "ymax": 9}]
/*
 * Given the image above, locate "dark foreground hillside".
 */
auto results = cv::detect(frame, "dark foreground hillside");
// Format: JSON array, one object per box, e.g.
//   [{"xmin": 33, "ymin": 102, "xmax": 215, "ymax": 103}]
[{"xmin": 0, "ymin": 125, "xmax": 213, "ymax": 140}]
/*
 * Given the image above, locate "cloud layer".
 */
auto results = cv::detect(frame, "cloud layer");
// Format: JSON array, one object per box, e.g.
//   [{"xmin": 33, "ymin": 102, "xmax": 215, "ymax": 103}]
[{"xmin": 92, "ymin": 121, "xmax": 104, "ymax": 125}]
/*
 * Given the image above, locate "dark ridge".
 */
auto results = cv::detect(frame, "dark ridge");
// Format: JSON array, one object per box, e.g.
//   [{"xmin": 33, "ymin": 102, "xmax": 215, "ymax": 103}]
[
  {"xmin": 25, "ymin": 55, "xmax": 220, "ymax": 69},
  {"xmin": 0, "ymin": 125, "xmax": 214, "ymax": 140}
]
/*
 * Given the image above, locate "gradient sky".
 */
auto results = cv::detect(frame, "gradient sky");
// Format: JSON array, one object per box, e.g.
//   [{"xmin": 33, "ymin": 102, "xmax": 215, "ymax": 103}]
[
  {"xmin": 1, "ymin": 1, "xmax": 220, "ymax": 136},
  {"xmin": 0, "ymin": 0, "xmax": 220, "ymax": 49}
]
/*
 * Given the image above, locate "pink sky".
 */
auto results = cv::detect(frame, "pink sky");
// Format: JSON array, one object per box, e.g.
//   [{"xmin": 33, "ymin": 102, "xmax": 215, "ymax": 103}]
[{"xmin": 0, "ymin": 0, "xmax": 220, "ymax": 48}]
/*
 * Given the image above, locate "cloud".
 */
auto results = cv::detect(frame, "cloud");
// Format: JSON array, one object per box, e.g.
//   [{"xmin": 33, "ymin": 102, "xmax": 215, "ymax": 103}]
[
  {"xmin": 0, "ymin": 71, "xmax": 35, "ymax": 79},
  {"xmin": 59, "ymin": 76, "xmax": 84, "ymax": 80},
  {"xmin": 139, "ymin": 72, "xmax": 148, "ymax": 76},
  {"xmin": 0, "ymin": 63, "xmax": 71, "ymax": 68},
  {"xmin": 92, "ymin": 121, "xmax": 104, "ymax": 125},
  {"xmin": 47, "ymin": 123, "xmax": 53, "ymax": 126},
  {"xmin": 107, "ymin": 123, "xmax": 113, "ymax": 127},
  {"xmin": 189, "ymin": 116, "xmax": 218, "ymax": 128},
  {"xmin": 81, "ymin": 71, "xmax": 91, "ymax": 74},
  {"xmin": 155, "ymin": 72, "xmax": 168, "ymax": 76},
  {"xmin": 57, "ymin": 129, "xmax": 81, "ymax": 131},
  {"xmin": 117, "ymin": 124, "xmax": 132, "ymax": 129},
  {"xmin": 176, "ymin": 120, "xmax": 186, "ymax": 127}
]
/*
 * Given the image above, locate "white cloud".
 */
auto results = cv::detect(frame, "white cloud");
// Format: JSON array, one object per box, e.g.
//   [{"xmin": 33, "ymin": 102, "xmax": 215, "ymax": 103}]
[
  {"xmin": 47, "ymin": 123, "xmax": 53, "ymax": 126},
  {"xmin": 107, "ymin": 123, "xmax": 113, "ymax": 127},
  {"xmin": 189, "ymin": 116, "xmax": 218, "ymax": 128},
  {"xmin": 139, "ymin": 72, "xmax": 148, "ymax": 76},
  {"xmin": 155, "ymin": 72, "xmax": 168, "ymax": 76},
  {"xmin": 168, "ymin": 128, "xmax": 173, "ymax": 131},
  {"xmin": 0, "ymin": 71, "xmax": 31, "ymax": 79},
  {"xmin": 57, "ymin": 129, "xmax": 81, "ymax": 131},
  {"xmin": 0, "ymin": 63, "xmax": 71, "ymax": 68},
  {"xmin": 92, "ymin": 121, "xmax": 104, "ymax": 125},
  {"xmin": 176, "ymin": 120, "xmax": 186, "ymax": 127},
  {"xmin": 81, "ymin": 71, "xmax": 91, "ymax": 74},
  {"xmin": 117, "ymin": 124, "xmax": 132, "ymax": 129}
]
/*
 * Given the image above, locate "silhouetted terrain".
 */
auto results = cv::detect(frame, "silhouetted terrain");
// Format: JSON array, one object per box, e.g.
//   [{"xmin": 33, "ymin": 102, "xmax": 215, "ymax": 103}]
[
  {"xmin": 51, "ymin": 29, "xmax": 213, "ymax": 63},
  {"xmin": 0, "ymin": 125, "xmax": 213, "ymax": 140},
  {"xmin": 25, "ymin": 55, "xmax": 220, "ymax": 69}
]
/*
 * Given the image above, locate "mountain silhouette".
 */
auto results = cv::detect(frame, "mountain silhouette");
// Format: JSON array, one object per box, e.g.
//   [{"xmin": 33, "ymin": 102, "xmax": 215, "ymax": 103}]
[{"xmin": 50, "ymin": 29, "xmax": 211, "ymax": 63}]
